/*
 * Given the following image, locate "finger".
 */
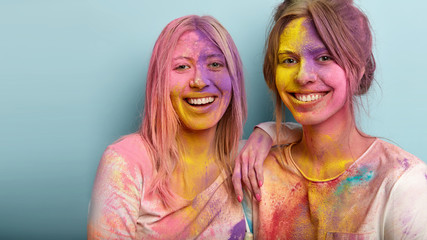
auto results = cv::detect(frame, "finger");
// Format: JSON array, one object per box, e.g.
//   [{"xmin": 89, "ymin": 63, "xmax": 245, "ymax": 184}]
[
  {"xmin": 254, "ymin": 157, "xmax": 264, "ymax": 188},
  {"xmin": 232, "ymin": 162, "xmax": 244, "ymax": 202},
  {"xmin": 255, "ymin": 148, "xmax": 268, "ymax": 188},
  {"xmin": 248, "ymin": 151, "xmax": 262, "ymax": 201},
  {"xmin": 241, "ymin": 152, "xmax": 251, "ymax": 193}
]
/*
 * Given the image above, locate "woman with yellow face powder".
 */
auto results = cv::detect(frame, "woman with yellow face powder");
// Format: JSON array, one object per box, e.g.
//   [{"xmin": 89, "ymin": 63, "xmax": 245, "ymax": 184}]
[{"xmin": 241, "ymin": 0, "xmax": 427, "ymax": 239}]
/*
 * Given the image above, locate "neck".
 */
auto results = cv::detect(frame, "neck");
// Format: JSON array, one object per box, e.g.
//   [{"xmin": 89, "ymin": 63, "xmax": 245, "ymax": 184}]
[
  {"xmin": 171, "ymin": 125, "xmax": 221, "ymax": 199},
  {"xmin": 177, "ymin": 126, "xmax": 217, "ymax": 163},
  {"xmin": 293, "ymin": 104, "xmax": 373, "ymax": 179}
]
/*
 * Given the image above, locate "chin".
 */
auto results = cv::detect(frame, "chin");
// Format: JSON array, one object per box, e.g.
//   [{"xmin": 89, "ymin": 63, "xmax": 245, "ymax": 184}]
[
  {"xmin": 181, "ymin": 119, "xmax": 219, "ymax": 132},
  {"xmin": 292, "ymin": 113, "xmax": 328, "ymax": 127}
]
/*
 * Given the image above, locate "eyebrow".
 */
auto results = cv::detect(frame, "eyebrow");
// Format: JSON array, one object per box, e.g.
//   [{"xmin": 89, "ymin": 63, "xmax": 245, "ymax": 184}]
[
  {"xmin": 278, "ymin": 50, "xmax": 294, "ymax": 55},
  {"xmin": 309, "ymin": 47, "xmax": 329, "ymax": 56},
  {"xmin": 278, "ymin": 46, "xmax": 329, "ymax": 56},
  {"xmin": 205, "ymin": 53, "xmax": 225, "ymax": 59},
  {"xmin": 172, "ymin": 53, "xmax": 224, "ymax": 61},
  {"xmin": 172, "ymin": 56, "xmax": 192, "ymax": 61}
]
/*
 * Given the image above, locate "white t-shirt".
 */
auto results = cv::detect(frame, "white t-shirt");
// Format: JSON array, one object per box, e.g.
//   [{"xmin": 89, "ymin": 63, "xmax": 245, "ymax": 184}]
[
  {"xmin": 88, "ymin": 134, "xmax": 245, "ymax": 239},
  {"xmin": 249, "ymin": 138, "xmax": 427, "ymax": 239}
]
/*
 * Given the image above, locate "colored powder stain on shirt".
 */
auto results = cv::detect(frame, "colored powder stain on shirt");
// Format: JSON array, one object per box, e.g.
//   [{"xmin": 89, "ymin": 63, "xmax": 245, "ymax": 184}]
[
  {"xmin": 228, "ymin": 219, "xmax": 245, "ymax": 240},
  {"xmin": 401, "ymin": 214, "xmax": 420, "ymax": 239},
  {"xmin": 398, "ymin": 158, "xmax": 410, "ymax": 170},
  {"xmin": 270, "ymin": 207, "xmax": 292, "ymax": 238},
  {"xmin": 190, "ymin": 200, "xmax": 222, "ymax": 236},
  {"xmin": 290, "ymin": 182, "xmax": 302, "ymax": 193},
  {"xmin": 335, "ymin": 167, "xmax": 374, "ymax": 195},
  {"xmin": 266, "ymin": 194, "xmax": 309, "ymax": 238}
]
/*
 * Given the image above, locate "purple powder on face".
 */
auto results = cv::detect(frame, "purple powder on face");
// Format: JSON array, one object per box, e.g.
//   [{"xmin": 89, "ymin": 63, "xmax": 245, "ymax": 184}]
[
  {"xmin": 228, "ymin": 219, "xmax": 245, "ymax": 240},
  {"xmin": 424, "ymin": 173, "xmax": 427, "ymax": 181},
  {"xmin": 398, "ymin": 158, "xmax": 410, "ymax": 170}
]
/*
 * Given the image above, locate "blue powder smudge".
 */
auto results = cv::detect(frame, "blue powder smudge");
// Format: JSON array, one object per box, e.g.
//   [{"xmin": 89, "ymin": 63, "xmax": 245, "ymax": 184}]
[
  {"xmin": 335, "ymin": 167, "xmax": 374, "ymax": 195},
  {"xmin": 228, "ymin": 219, "xmax": 245, "ymax": 240}
]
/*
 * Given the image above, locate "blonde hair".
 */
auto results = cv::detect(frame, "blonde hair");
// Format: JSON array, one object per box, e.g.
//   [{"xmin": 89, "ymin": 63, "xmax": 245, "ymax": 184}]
[{"xmin": 140, "ymin": 15, "xmax": 247, "ymax": 207}]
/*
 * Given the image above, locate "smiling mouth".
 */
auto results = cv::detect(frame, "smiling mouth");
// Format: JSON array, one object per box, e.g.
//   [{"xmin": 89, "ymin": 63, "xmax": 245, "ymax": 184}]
[
  {"xmin": 293, "ymin": 92, "xmax": 327, "ymax": 102},
  {"xmin": 186, "ymin": 97, "xmax": 216, "ymax": 106}
]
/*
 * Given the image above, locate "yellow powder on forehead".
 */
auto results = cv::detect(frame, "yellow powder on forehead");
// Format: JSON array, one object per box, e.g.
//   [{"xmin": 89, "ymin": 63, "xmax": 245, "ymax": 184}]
[{"xmin": 279, "ymin": 17, "xmax": 308, "ymax": 52}]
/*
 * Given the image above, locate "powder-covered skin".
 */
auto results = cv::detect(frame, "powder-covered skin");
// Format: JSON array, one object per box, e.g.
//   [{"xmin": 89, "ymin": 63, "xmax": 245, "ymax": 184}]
[
  {"xmin": 88, "ymin": 134, "xmax": 245, "ymax": 240},
  {"xmin": 170, "ymin": 30, "xmax": 232, "ymax": 132},
  {"xmin": 252, "ymin": 139, "xmax": 427, "ymax": 239},
  {"xmin": 167, "ymin": 30, "xmax": 234, "ymax": 200},
  {"xmin": 276, "ymin": 18, "xmax": 348, "ymax": 127}
]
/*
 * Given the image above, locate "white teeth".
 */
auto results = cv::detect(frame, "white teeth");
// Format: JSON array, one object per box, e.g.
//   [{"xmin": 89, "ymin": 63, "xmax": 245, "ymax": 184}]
[
  {"xmin": 187, "ymin": 97, "xmax": 215, "ymax": 105},
  {"xmin": 295, "ymin": 93, "xmax": 324, "ymax": 102}
]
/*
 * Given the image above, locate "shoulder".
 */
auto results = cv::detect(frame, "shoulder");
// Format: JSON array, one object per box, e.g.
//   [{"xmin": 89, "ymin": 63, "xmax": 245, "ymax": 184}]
[
  {"xmin": 371, "ymin": 139, "xmax": 425, "ymax": 173},
  {"xmin": 364, "ymin": 139, "xmax": 427, "ymax": 196},
  {"xmin": 263, "ymin": 144, "xmax": 293, "ymax": 177},
  {"xmin": 92, "ymin": 134, "xmax": 152, "ymax": 202},
  {"xmin": 108, "ymin": 133, "xmax": 150, "ymax": 158},
  {"xmin": 376, "ymin": 138, "xmax": 427, "ymax": 187},
  {"xmin": 100, "ymin": 133, "xmax": 154, "ymax": 176},
  {"xmin": 264, "ymin": 145, "xmax": 283, "ymax": 167}
]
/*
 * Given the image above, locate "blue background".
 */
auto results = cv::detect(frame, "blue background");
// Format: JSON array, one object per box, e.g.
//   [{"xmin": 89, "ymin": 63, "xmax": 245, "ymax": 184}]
[{"xmin": 1, "ymin": 0, "xmax": 426, "ymax": 239}]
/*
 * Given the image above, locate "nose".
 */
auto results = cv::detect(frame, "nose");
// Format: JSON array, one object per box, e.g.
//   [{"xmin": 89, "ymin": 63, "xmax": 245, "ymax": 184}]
[
  {"xmin": 189, "ymin": 66, "xmax": 209, "ymax": 89},
  {"xmin": 295, "ymin": 60, "xmax": 317, "ymax": 85}
]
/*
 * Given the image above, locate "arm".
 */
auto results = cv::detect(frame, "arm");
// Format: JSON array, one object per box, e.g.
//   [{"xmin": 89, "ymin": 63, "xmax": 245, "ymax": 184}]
[
  {"xmin": 256, "ymin": 121, "xmax": 302, "ymax": 146},
  {"xmin": 88, "ymin": 147, "xmax": 142, "ymax": 240},
  {"xmin": 232, "ymin": 122, "xmax": 302, "ymax": 202},
  {"xmin": 384, "ymin": 164, "xmax": 427, "ymax": 240}
]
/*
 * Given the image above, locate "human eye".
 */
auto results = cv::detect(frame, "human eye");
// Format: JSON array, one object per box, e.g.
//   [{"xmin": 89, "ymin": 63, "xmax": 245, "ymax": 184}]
[
  {"xmin": 208, "ymin": 61, "xmax": 224, "ymax": 70},
  {"xmin": 284, "ymin": 58, "xmax": 297, "ymax": 64},
  {"xmin": 280, "ymin": 56, "xmax": 298, "ymax": 66},
  {"xmin": 318, "ymin": 55, "xmax": 333, "ymax": 62},
  {"xmin": 174, "ymin": 64, "xmax": 190, "ymax": 71}
]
